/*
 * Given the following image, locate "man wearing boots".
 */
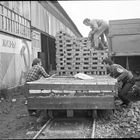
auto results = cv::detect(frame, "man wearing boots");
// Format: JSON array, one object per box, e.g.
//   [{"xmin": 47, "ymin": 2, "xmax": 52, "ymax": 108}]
[{"xmin": 103, "ymin": 57, "xmax": 135, "ymax": 107}]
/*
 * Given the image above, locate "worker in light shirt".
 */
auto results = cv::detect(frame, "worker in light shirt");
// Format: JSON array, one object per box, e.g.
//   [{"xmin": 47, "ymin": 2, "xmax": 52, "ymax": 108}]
[
  {"xmin": 103, "ymin": 57, "xmax": 135, "ymax": 106},
  {"xmin": 83, "ymin": 18, "xmax": 109, "ymax": 49}
]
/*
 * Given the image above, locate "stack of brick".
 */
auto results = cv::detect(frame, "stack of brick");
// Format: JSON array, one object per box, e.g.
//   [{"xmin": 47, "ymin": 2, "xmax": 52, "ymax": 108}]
[{"xmin": 55, "ymin": 31, "xmax": 108, "ymax": 76}]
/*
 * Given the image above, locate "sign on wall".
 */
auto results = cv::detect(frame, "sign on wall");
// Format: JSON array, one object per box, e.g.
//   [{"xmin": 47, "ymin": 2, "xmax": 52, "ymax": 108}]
[{"xmin": 0, "ymin": 33, "xmax": 32, "ymax": 89}]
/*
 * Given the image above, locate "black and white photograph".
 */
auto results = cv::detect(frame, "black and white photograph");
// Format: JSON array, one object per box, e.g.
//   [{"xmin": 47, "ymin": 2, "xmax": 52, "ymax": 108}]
[{"xmin": 0, "ymin": 0, "xmax": 140, "ymax": 139}]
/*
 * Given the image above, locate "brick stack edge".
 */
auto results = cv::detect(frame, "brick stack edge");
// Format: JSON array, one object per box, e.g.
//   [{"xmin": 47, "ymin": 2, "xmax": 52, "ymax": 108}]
[{"xmin": 55, "ymin": 31, "xmax": 108, "ymax": 76}]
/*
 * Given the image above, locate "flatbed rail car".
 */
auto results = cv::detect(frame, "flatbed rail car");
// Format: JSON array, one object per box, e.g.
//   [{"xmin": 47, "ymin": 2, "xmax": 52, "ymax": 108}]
[{"xmin": 25, "ymin": 75, "xmax": 117, "ymax": 113}]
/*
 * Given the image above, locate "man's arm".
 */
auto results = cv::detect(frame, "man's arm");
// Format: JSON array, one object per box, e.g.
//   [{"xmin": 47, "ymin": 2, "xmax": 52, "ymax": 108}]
[
  {"xmin": 117, "ymin": 71, "xmax": 128, "ymax": 82},
  {"xmin": 88, "ymin": 30, "xmax": 93, "ymax": 39},
  {"xmin": 90, "ymin": 20, "xmax": 98, "ymax": 34},
  {"xmin": 40, "ymin": 66, "xmax": 50, "ymax": 78}
]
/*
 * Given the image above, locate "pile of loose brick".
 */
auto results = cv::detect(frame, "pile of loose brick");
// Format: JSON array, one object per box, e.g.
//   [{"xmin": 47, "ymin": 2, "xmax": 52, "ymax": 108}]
[{"xmin": 55, "ymin": 31, "xmax": 108, "ymax": 76}]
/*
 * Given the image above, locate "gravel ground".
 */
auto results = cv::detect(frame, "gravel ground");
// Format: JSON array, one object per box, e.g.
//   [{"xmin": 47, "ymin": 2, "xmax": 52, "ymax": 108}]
[{"xmin": 95, "ymin": 100, "xmax": 140, "ymax": 138}]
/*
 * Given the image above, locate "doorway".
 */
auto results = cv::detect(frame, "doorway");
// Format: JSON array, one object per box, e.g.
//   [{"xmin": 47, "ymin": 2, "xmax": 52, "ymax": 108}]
[{"xmin": 40, "ymin": 33, "xmax": 56, "ymax": 74}]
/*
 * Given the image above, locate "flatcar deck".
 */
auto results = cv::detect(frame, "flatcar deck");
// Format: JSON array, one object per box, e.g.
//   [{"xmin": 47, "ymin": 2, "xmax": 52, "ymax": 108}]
[{"xmin": 25, "ymin": 75, "xmax": 117, "ymax": 110}]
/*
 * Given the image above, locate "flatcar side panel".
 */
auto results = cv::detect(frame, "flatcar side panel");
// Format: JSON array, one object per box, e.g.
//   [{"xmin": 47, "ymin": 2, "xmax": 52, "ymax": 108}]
[
  {"xmin": 27, "ymin": 96, "xmax": 115, "ymax": 109},
  {"xmin": 26, "ymin": 76, "xmax": 117, "ymax": 110},
  {"xmin": 28, "ymin": 83, "xmax": 115, "ymax": 91}
]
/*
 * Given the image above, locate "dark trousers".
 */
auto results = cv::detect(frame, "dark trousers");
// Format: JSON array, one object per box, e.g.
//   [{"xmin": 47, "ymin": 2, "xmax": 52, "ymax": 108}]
[
  {"xmin": 128, "ymin": 85, "xmax": 140, "ymax": 102},
  {"xmin": 118, "ymin": 80, "xmax": 135, "ymax": 104}
]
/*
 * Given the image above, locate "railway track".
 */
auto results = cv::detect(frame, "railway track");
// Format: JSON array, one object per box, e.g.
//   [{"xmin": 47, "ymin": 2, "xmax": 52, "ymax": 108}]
[{"xmin": 32, "ymin": 112, "xmax": 97, "ymax": 139}]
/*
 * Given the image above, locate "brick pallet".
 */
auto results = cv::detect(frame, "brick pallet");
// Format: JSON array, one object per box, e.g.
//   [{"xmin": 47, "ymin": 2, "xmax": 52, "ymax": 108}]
[{"xmin": 55, "ymin": 31, "xmax": 108, "ymax": 76}]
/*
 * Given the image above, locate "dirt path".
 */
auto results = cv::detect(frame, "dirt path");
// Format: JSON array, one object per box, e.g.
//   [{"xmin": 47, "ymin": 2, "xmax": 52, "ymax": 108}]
[{"xmin": 0, "ymin": 94, "xmax": 37, "ymax": 139}]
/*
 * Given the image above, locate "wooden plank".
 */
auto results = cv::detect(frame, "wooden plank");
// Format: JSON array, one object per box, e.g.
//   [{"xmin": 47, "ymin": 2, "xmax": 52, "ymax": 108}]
[
  {"xmin": 109, "ymin": 19, "xmax": 140, "ymax": 35},
  {"xmin": 110, "ymin": 34, "xmax": 140, "ymax": 54},
  {"xmin": 28, "ymin": 83, "xmax": 115, "ymax": 91},
  {"xmin": 112, "ymin": 52, "xmax": 140, "ymax": 56},
  {"xmin": 110, "ymin": 23, "xmax": 140, "ymax": 29},
  {"xmin": 29, "ymin": 89, "xmax": 52, "ymax": 94},
  {"xmin": 28, "ymin": 91, "xmax": 115, "ymax": 97},
  {"xmin": 27, "ymin": 76, "xmax": 116, "ymax": 83},
  {"xmin": 27, "ymin": 76, "xmax": 116, "ymax": 85},
  {"xmin": 109, "ymin": 18, "xmax": 140, "ymax": 25},
  {"xmin": 27, "ymin": 96, "xmax": 115, "ymax": 109},
  {"xmin": 109, "ymin": 28, "xmax": 140, "ymax": 36}
]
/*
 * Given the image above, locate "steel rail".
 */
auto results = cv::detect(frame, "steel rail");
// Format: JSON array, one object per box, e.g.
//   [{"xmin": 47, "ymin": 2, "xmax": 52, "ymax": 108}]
[
  {"xmin": 32, "ymin": 115, "xmax": 96, "ymax": 139},
  {"xmin": 91, "ymin": 118, "xmax": 96, "ymax": 138},
  {"xmin": 33, "ymin": 119, "xmax": 52, "ymax": 139}
]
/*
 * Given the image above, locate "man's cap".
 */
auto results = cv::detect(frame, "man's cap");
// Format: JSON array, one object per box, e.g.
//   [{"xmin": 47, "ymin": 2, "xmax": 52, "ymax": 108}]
[
  {"xmin": 102, "ymin": 57, "xmax": 113, "ymax": 65},
  {"xmin": 83, "ymin": 18, "xmax": 90, "ymax": 24},
  {"xmin": 32, "ymin": 58, "xmax": 41, "ymax": 66}
]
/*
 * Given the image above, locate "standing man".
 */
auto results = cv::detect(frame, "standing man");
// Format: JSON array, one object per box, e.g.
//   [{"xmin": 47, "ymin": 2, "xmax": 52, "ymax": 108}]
[
  {"xmin": 25, "ymin": 58, "xmax": 50, "ymax": 82},
  {"xmin": 103, "ymin": 57, "xmax": 135, "ymax": 106},
  {"xmin": 83, "ymin": 18, "xmax": 109, "ymax": 49}
]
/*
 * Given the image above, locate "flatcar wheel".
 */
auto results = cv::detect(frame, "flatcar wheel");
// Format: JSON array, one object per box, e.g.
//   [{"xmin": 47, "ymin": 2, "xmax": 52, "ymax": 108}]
[
  {"xmin": 87, "ymin": 110, "xmax": 92, "ymax": 117},
  {"xmin": 92, "ymin": 110, "xmax": 97, "ymax": 119},
  {"xmin": 28, "ymin": 109, "xmax": 37, "ymax": 116},
  {"xmin": 48, "ymin": 110, "xmax": 53, "ymax": 118}
]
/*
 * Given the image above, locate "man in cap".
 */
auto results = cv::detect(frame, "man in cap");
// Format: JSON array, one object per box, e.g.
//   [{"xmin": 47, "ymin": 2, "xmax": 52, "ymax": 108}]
[
  {"xmin": 103, "ymin": 57, "xmax": 135, "ymax": 106},
  {"xmin": 83, "ymin": 18, "xmax": 109, "ymax": 49},
  {"xmin": 25, "ymin": 58, "xmax": 50, "ymax": 119},
  {"xmin": 26, "ymin": 58, "xmax": 50, "ymax": 82}
]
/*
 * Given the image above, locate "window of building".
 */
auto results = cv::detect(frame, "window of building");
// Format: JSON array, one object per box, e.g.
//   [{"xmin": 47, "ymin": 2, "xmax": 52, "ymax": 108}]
[{"xmin": 0, "ymin": 3, "xmax": 31, "ymax": 40}]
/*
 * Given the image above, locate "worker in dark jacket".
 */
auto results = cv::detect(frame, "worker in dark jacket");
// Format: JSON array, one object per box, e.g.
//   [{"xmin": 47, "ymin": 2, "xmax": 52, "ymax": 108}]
[
  {"xmin": 103, "ymin": 58, "xmax": 135, "ymax": 106},
  {"xmin": 26, "ymin": 58, "xmax": 50, "ymax": 82}
]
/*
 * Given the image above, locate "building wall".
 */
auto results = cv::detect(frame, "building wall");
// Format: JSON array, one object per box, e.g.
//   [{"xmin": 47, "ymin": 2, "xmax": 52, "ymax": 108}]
[
  {"xmin": 31, "ymin": 1, "xmax": 75, "ymax": 37},
  {"xmin": 0, "ymin": 1, "xmax": 31, "ymax": 20},
  {"xmin": 0, "ymin": 3, "xmax": 32, "ymax": 89},
  {"xmin": 30, "ymin": 1, "xmax": 80, "ymax": 65},
  {"xmin": 0, "ymin": 1, "xmax": 81, "ymax": 89},
  {"xmin": 31, "ymin": 30, "xmax": 41, "ymax": 58},
  {"xmin": 0, "ymin": 32, "xmax": 32, "ymax": 89}
]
